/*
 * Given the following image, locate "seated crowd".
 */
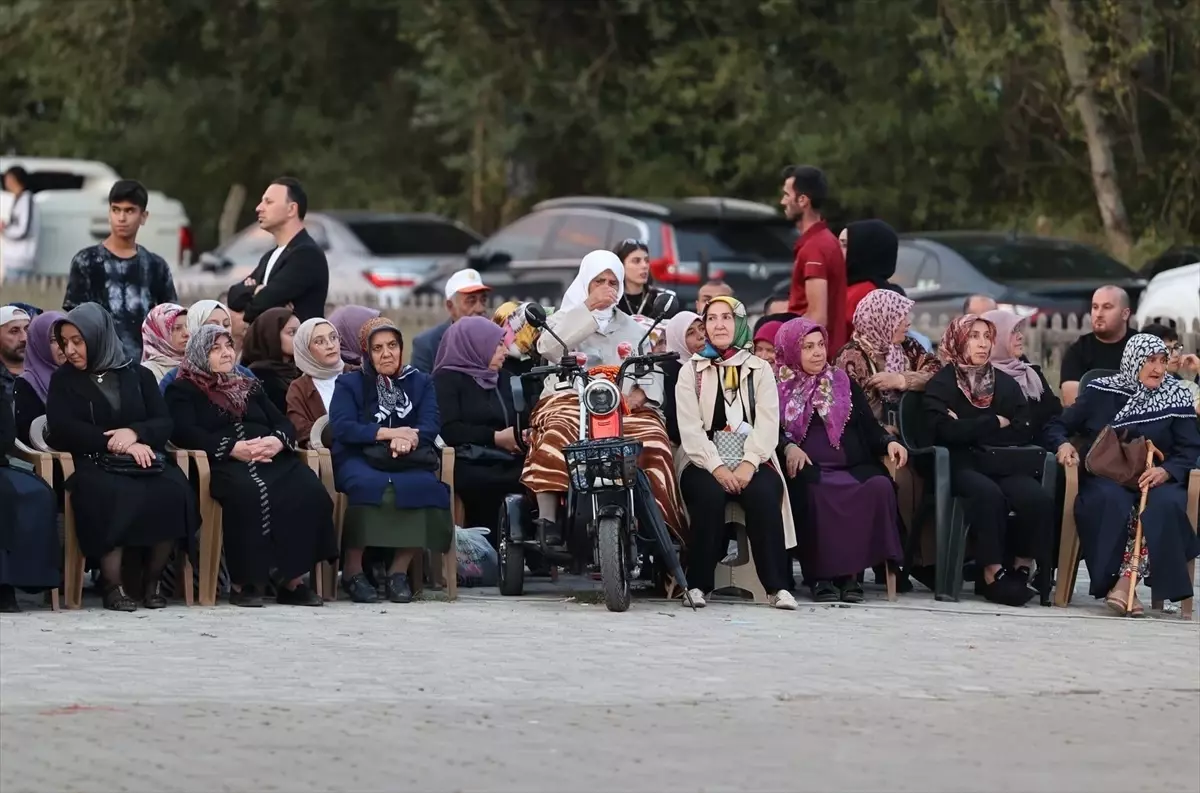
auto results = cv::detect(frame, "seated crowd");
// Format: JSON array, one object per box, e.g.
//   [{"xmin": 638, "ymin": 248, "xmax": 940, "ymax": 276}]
[{"xmin": 2, "ymin": 243, "xmax": 1198, "ymax": 617}]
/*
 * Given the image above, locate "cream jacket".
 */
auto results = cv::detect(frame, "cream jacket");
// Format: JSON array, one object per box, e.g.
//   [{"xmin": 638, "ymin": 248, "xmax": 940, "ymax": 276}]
[
  {"xmin": 536, "ymin": 304, "xmax": 663, "ymax": 404},
  {"xmin": 674, "ymin": 351, "xmax": 796, "ymax": 549}
]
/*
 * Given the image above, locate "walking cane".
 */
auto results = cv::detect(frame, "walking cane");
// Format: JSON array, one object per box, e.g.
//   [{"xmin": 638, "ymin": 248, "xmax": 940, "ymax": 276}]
[{"xmin": 1126, "ymin": 441, "xmax": 1164, "ymax": 615}]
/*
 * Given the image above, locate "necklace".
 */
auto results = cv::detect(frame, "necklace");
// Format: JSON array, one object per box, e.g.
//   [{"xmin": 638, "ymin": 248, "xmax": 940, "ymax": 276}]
[{"xmin": 623, "ymin": 290, "xmax": 650, "ymax": 315}]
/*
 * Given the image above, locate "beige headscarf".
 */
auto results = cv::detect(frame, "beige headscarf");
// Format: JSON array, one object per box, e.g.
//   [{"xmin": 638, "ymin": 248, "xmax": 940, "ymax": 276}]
[{"xmin": 293, "ymin": 317, "xmax": 345, "ymax": 381}]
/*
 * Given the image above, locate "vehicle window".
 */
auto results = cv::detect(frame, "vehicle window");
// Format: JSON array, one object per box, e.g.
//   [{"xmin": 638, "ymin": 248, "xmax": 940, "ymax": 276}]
[
  {"xmin": 672, "ymin": 220, "xmax": 795, "ymax": 262},
  {"xmin": 483, "ymin": 213, "xmax": 557, "ymax": 260},
  {"xmin": 220, "ymin": 226, "xmax": 276, "ymax": 260},
  {"xmin": 934, "ymin": 237, "xmax": 1134, "ymax": 280},
  {"xmin": 346, "ymin": 219, "xmax": 478, "ymax": 256},
  {"xmin": 543, "ymin": 214, "xmax": 612, "ymax": 259},
  {"xmin": 23, "ymin": 171, "xmax": 86, "ymax": 192},
  {"xmin": 609, "ymin": 219, "xmax": 649, "ymax": 251},
  {"xmin": 893, "ymin": 245, "xmax": 940, "ymax": 293}
]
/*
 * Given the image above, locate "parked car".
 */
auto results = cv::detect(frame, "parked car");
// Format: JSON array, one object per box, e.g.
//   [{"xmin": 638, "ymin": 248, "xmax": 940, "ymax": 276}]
[
  {"xmin": 179, "ymin": 211, "xmax": 482, "ymax": 305},
  {"xmin": 415, "ymin": 196, "xmax": 799, "ymax": 307},
  {"xmin": 1136, "ymin": 261, "xmax": 1200, "ymax": 329},
  {"xmin": 0, "ymin": 156, "xmax": 191, "ymax": 277},
  {"xmin": 1143, "ymin": 245, "xmax": 1200, "ymax": 279},
  {"xmin": 772, "ymin": 231, "xmax": 1145, "ymax": 321}
]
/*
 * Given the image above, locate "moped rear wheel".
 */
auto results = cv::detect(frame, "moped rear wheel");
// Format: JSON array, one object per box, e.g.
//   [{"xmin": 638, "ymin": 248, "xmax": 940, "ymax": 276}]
[
  {"xmin": 597, "ymin": 516, "xmax": 631, "ymax": 612},
  {"xmin": 498, "ymin": 536, "xmax": 525, "ymax": 597}
]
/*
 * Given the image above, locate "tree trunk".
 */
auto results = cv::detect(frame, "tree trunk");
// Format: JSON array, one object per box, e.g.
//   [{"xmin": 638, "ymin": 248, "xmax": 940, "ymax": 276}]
[{"xmin": 1049, "ymin": 0, "xmax": 1134, "ymax": 262}]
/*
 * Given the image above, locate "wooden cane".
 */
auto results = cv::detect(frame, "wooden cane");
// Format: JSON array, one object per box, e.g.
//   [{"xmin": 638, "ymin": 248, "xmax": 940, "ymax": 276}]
[{"xmin": 1126, "ymin": 442, "xmax": 1164, "ymax": 615}]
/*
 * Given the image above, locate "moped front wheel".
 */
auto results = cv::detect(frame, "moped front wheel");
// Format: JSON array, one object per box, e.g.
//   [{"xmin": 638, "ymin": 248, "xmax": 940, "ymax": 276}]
[{"xmin": 597, "ymin": 516, "xmax": 631, "ymax": 612}]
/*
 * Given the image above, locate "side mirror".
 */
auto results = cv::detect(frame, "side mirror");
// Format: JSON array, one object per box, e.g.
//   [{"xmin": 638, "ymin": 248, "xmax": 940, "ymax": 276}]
[
  {"xmin": 524, "ymin": 303, "xmax": 548, "ymax": 329},
  {"xmin": 651, "ymin": 291, "xmax": 676, "ymax": 318}
]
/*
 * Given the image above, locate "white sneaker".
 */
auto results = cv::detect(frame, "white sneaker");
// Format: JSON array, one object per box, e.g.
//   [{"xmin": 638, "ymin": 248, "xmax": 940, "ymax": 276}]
[
  {"xmin": 683, "ymin": 588, "xmax": 707, "ymax": 608},
  {"xmin": 769, "ymin": 590, "xmax": 798, "ymax": 610}
]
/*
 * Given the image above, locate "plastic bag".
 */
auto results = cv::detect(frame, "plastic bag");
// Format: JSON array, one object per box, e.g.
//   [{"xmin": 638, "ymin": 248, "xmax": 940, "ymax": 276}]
[{"xmin": 456, "ymin": 527, "xmax": 498, "ymax": 587}]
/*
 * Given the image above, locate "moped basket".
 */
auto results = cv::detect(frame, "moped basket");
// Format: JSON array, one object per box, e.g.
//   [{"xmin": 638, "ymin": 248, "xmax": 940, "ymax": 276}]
[{"xmin": 563, "ymin": 438, "xmax": 642, "ymax": 494}]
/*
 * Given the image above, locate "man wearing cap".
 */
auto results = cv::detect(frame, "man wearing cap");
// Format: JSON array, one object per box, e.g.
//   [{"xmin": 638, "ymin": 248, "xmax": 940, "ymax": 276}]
[
  {"xmin": 0, "ymin": 305, "xmax": 31, "ymax": 404},
  {"xmin": 410, "ymin": 269, "xmax": 491, "ymax": 373}
]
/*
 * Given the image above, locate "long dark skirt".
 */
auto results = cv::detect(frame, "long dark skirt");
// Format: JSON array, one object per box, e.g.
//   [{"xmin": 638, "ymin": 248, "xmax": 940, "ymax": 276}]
[
  {"xmin": 1076, "ymin": 476, "xmax": 1199, "ymax": 603},
  {"xmin": 210, "ymin": 454, "xmax": 337, "ymax": 585},
  {"xmin": 0, "ymin": 467, "xmax": 61, "ymax": 589},
  {"xmin": 67, "ymin": 459, "xmax": 197, "ymax": 558},
  {"xmin": 456, "ymin": 459, "xmax": 523, "ymax": 537},
  {"xmin": 798, "ymin": 423, "xmax": 903, "ymax": 581}
]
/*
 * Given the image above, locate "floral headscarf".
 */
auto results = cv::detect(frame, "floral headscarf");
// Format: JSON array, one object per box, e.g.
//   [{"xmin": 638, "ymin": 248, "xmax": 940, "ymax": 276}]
[
  {"xmin": 178, "ymin": 324, "xmax": 257, "ymax": 418},
  {"xmin": 141, "ymin": 303, "xmax": 187, "ymax": 368},
  {"xmin": 851, "ymin": 289, "xmax": 913, "ymax": 399},
  {"xmin": 1088, "ymin": 333, "xmax": 1195, "ymax": 428},
  {"xmin": 492, "ymin": 301, "xmax": 539, "ymax": 358},
  {"xmin": 700, "ymin": 296, "xmax": 753, "ymax": 391},
  {"xmin": 359, "ymin": 317, "xmax": 417, "ymax": 422},
  {"xmin": 938, "ymin": 314, "xmax": 996, "ymax": 409},
  {"xmin": 982, "ymin": 309, "xmax": 1043, "ymax": 401},
  {"xmin": 775, "ymin": 318, "xmax": 853, "ymax": 448}
]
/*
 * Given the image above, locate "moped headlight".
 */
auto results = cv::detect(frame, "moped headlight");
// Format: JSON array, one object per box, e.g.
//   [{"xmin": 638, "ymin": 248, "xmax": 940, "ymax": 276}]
[{"xmin": 582, "ymin": 379, "xmax": 621, "ymax": 416}]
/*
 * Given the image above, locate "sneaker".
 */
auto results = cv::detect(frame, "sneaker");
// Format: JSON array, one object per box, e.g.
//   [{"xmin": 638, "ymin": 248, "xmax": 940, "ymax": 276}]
[
  {"xmin": 385, "ymin": 573, "xmax": 413, "ymax": 604},
  {"xmin": 341, "ymin": 572, "xmax": 379, "ymax": 604},
  {"xmin": 277, "ymin": 582, "xmax": 323, "ymax": 607},
  {"xmin": 229, "ymin": 585, "xmax": 264, "ymax": 608},
  {"xmin": 769, "ymin": 590, "xmax": 798, "ymax": 610},
  {"xmin": 682, "ymin": 588, "xmax": 706, "ymax": 608}
]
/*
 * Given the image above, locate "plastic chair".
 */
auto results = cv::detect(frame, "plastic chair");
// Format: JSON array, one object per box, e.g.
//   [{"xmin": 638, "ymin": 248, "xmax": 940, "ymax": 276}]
[
  {"xmin": 310, "ymin": 415, "xmax": 458, "ymax": 601},
  {"xmin": 711, "ymin": 503, "xmax": 768, "ymax": 604}
]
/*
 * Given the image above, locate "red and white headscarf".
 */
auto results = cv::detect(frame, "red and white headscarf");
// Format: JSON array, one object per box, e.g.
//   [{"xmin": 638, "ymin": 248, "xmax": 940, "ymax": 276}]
[{"xmin": 141, "ymin": 303, "xmax": 187, "ymax": 369}]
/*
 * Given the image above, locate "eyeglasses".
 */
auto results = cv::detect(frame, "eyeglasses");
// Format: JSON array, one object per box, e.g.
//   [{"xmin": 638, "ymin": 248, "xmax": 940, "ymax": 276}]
[
  {"xmin": 619, "ymin": 238, "xmax": 649, "ymax": 248},
  {"xmin": 1165, "ymin": 343, "xmax": 1183, "ymax": 354}
]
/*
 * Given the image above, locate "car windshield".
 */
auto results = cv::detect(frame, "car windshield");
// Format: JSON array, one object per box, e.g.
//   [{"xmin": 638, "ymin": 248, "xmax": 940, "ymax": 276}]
[
  {"xmin": 348, "ymin": 220, "xmax": 479, "ymax": 256},
  {"xmin": 673, "ymin": 220, "xmax": 796, "ymax": 262},
  {"xmin": 931, "ymin": 236, "xmax": 1134, "ymax": 281}
]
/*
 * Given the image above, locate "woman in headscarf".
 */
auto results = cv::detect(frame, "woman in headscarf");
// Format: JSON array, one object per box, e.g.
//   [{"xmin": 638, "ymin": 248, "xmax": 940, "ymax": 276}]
[
  {"xmin": 923, "ymin": 314, "xmax": 1052, "ymax": 607},
  {"xmin": 13, "ymin": 309, "xmax": 66, "ymax": 445},
  {"xmin": 0, "ymin": 382, "xmax": 61, "ymax": 612},
  {"xmin": 45, "ymin": 303, "xmax": 198, "ymax": 612},
  {"xmin": 285, "ymin": 317, "xmax": 350, "ymax": 447},
  {"xmin": 240, "ymin": 307, "xmax": 301, "ymax": 413},
  {"xmin": 521, "ymin": 251, "xmax": 686, "ymax": 552},
  {"xmin": 328, "ymin": 305, "xmax": 380, "ymax": 366},
  {"xmin": 328, "ymin": 318, "xmax": 453, "ymax": 604},
  {"xmin": 673, "ymin": 295, "xmax": 798, "ymax": 610},
  {"xmin": 1044, "ymin": 334, "xmax": 1200, "ymax": 616},
  {"xmin": 840, "ymin": 219, "xmax": 899, "ymax": 335},
  {"xmin": 752, "ymin": 320, "xmax": 784, "ymax": 365},
  {"xmin": 660, "ymin": 310, "xmax": 704, "ymax": 445},
  {"xmin": 140, "ymin": 302, "xmax": 188, "ymax": 383},
  {"xmin": 433, "ymin": 316, "xmax": 523, "ymax": 536},
  {"xmin": 982, "ymin": 309, "xmax": 1061, "ymax": 442},
  {"xmin": 159, "ymin": 299, "xmax": 254, "ymax": 392},
  {"xmin": 835, "ymin": 289, "xmax": 939, "ymax": 432},
  {"xmin": 165, "ymin": 324, "xmax": 334, "ymax": 608},
  {"xmin": 775, "ymin": 318, "xmax": 908, "ymax": 603}
]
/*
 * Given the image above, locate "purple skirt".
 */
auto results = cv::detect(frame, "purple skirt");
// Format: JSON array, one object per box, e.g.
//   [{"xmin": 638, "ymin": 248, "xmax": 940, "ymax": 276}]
[{"xmin": 799, "ymin": 421, "xmax": 903, "ymax": 580}]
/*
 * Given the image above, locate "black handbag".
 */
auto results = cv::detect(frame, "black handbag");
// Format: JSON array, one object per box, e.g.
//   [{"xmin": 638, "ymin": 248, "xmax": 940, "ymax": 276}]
[
  {"xmin": 455, "ymin": 443, "xmax": 523, "ymax": 464},
  {"xmin": 970, "ymin": 445, "xmax": 1046, "ymax": 479},
  {"xmin": 94, "ymin": 451, "xmax": 167, "ymax": 476},
  {"xmin": 361, "ymin": 443, "xmax": 440, "ymax": 473}
]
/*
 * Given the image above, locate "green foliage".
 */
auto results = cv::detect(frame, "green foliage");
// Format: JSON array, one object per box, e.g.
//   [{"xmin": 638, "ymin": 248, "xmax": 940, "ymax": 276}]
[{"xmin": 0, "ymin": 0, "xmax": 1196, "ymax": 260}]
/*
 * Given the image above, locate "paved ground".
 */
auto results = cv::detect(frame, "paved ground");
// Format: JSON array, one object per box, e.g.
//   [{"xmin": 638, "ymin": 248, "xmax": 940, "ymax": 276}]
[{"xmin": 2, "ymin": 576, "xmax": 1198, "ymax": 793}]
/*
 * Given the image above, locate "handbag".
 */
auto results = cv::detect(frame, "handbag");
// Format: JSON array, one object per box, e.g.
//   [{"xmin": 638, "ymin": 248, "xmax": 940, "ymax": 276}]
[
  {"xmin": 94, "ymin": 451, "xmax": 166, "ymax": 476},
  {"xmin": 700, "ymin": 368, "xmax": 756, "ymax": 469},
  {"xmin": 1085, "ymin": 425, "xmax": 1149, "ymax": 489},
  {"xmin": 455, "ymin": 443, "xmax": 522, "ymax": 464},
  {"xmin": 362, "ymin": 443, "xmax": 440, "ymax": 473},
  {"xmin": 970, "ymin": 446, "xmax": 1047, "ymax": 479}
]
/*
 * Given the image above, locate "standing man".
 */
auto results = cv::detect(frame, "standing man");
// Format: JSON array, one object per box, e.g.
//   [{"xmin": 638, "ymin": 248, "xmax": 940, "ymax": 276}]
[
  {"xmin": 781, "ymin": 165, "xmax": 848, "ymax": 351},
  {"xmin": 410, "ymin": 269, "xmax": 491, "ymax": 372},
  {"xmin": 0, "ymin": 305, "xmax": 31, "ymax": 404},
  {"xmin": 226, "ymin": 177, "xmax": 329, "ymax": 323},
  {"xmin": 1, "ymin": 167, "xmax": 38, "ymax": 279},
  {"xmin": 695, "ymin": 280, "xmax": 734, "ymax": 314},
  {"xmin": 1059, "ymin": 285, "xmax": 1134, "ymax": 406},
  {"xmin": 63, "ymin": 180, "xmax": 178, "ymax": 362}
]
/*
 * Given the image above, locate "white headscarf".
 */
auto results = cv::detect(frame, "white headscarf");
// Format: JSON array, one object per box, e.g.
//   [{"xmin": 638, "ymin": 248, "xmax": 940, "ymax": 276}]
[
  {"xmin": 187, "ymin": 299, "xmax": 231, "ymax": 336},
  {"xmin": 560, "ymin": 250, "xmax": 625, "ymax": 333},
  {"xmin": 293, "ymin": 317, "xmax": 345, "ymax": 381},
  {"xmin": 664, "ymin": 310, "xmax": 702, "ymax": 359}
]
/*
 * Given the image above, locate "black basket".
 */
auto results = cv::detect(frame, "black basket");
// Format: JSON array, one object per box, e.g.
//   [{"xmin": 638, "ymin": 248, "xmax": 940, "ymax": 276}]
[{"xmin": 563, "ymin": 438, "xmax": 643, "ymax": 493}]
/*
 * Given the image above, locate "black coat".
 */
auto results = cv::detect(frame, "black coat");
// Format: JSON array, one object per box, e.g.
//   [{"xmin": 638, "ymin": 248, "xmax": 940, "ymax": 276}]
[
  {"xmin": 1025, "ymin": 365, "xmax": 1062, "ymax": 447},
  {"xmin": 47, "ymin": 365, "xmax": 174, "ymax": 456},
  {"xmin": 922, "ymin": 366, "xmax": 1037, "ymax": 476},
  {"xmin": 433, "ymin": 370, "xmax": 518, "ymax": 448},
  {"xmin": 12, "ymin": 377, "xmax": 46, "ymax": 447},
  {"xmin": 226, "ymin": 228, "xmax": 329, "ymax": 323},
  {"xmin": 0, "ymin": 386, "xmax": 17, "ymax": 543},
  {"xmin": 661, "ymin": 358, "xmax": 683, "ymax": 445}
]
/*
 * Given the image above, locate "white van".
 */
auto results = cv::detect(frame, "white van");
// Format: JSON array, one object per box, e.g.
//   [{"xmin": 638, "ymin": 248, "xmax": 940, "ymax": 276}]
[
  {"xmin": 1136, "ymin": 262, "xmax": 1200, "ymax": 329},
  {"xmin": 0, "ymin": 157, "xmax": 191, "ymax": 278}
]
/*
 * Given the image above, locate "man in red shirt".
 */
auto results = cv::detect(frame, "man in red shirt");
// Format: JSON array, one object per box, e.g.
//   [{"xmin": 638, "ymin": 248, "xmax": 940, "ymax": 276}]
[{"xmin": 781, "ymin": 165, "xmax": 848, "ymax": 351}]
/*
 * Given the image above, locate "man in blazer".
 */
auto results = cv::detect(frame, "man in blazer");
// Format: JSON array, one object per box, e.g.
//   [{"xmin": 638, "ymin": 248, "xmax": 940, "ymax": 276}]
[
  {"xmin": 227, "ymin": 177, "xmax": 329, "ymax": 323},
  {"xmin": 410, "ymin": 268, "xmax": 491, "ymax": 372}
]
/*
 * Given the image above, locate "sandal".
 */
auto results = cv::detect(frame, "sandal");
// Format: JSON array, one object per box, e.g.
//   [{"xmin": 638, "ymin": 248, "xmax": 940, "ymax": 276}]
[
  {"xmin": 1105, "ymin": 580, "xmax": 1144, "ymax": 617},
  {"xmin": 811, "ymin": 581, "xmax": 840, "ymax": 603},
  {"xmin": 103, "ymin": 585, "xmax": 138, "ymax": 613},
  {"xmin": 839, "ymin": 580, "xmax": 865, "ymax": 604}
]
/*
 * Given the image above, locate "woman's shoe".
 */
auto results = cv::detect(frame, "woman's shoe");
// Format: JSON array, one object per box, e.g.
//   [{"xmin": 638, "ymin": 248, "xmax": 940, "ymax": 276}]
[
  {"xmin": 341, "ymin": 573, "xmax": 379, "ymax": 604},
  {"xmin": 769, "ymin": 590, "xmax": 798, "ymax": 610},
  {"xmin": 277, "ymin": 582, "xmax": 323, "ymax": 607},
  {"xmin": 811, "ymin": 581, "xmax": 840, "ymax": 603},
  {"xmin": 1105, "ymin": 579, "xmax": 1144, "ymax": 617},
  {"xmin": 682, "ymin": 588, "xmax": 706, "ymax": 608},
  {"xmin": 385, "ymin": 573, "xmax": 413, "ymax": 604},
  {"xmin": 978, "ymin": 569, "xmax": 1035, "ymax": 607},
  {"xmin": 142, "ymin": 583, "xmax": 167, "ymax": 610},
  {"xmin": 0, "ymin": 585, "xmax": 20, "ymax": 613},
  {"xmin": 229, "ymin": 586, "xmax": 264, "ymax": 608},
  {"xmin": 102, "ymin": 585, "xmax": 138, "ymax": 613},
  {"xmin": 839, "ymin": 579, "xmax": 865, "ymax": 604}
]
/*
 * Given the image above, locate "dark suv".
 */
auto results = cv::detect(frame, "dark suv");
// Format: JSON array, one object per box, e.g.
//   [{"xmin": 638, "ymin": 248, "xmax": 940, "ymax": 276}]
[{"xmin": 415, "ymin": 196, "xmax": 799, "ymax": 307}]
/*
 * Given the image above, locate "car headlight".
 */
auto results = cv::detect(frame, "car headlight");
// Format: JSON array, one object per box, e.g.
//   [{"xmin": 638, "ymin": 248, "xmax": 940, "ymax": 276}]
[{"xmin": 582, "ymin": 380, "xmax": 621, "ymax": 416}]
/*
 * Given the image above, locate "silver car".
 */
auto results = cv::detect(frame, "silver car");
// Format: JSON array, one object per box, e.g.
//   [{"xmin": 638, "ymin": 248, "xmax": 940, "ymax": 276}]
[{"xmin": 179, "ymin": 210, "xmax": 481, "ymax": 306}]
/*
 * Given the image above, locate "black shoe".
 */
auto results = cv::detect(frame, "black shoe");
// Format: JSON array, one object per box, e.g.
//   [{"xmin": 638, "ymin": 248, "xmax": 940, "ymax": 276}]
[
  {"xmin": 102, "ymin": 585, "xmax": 138, "ymax": 613},
  {"xmin": 838, "ymin": 578, "xmax": 865, "ymax": 604},
  {"xmin": 229, "ymin": 585, "xmax": 264, "ymax": 608},
  {"xmin": 277, "ymin": 582, "xmax": 323, "ymax": 607},
  {"xmin": 0, "ymin": 585, "xmax": 20, "ymax": 613},
  {"xmin": 534, "ymin": 517, "xmax": 563, "ymax": 546},
  {"xmin": 811, "ymin": 581, "xmax": 840, "ymax": 603},
  {"xmin": 978, "ymin": 569, "xmax": 1036, "ymax": 607},
  {"xmin": 385, "ymin": 573, "xmax": 413, "ymax": 604},
  {"xmin": 341, "ymin": 573, "xmax": 379, "ymax": 604},
  {"xmin": 143, "ymin": 584, "xmax": 168, "ymax": 610}
]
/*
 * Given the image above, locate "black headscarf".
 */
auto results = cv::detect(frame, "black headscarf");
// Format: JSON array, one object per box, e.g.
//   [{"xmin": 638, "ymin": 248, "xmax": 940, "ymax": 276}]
[
  {"xmin": 845, "ymin": 219, "xmax": 899, "ymax": 288},
  {"xmin": 52, "ymin": 303, "xmax": 130, "ymax": 374}
]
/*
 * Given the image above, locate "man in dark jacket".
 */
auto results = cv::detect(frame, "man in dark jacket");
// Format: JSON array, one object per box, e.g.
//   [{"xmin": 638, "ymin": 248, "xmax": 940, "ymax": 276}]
[
  {"xmin": 226, "ymin": 177, "xmax": 329, "ymax": 323},
  {"xmin": 410, "ymin": 269, "xmax": 491, "ymax": 372}
]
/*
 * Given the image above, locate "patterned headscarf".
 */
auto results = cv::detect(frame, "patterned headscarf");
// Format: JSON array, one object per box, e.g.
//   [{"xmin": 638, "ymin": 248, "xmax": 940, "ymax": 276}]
[
  {"xmin": 1088, "ymin": 333, "xmax": 1195, "ymax": 428},
  {"xmin": 775, "ymin": 318, "xmax": 853, "ymax": 448},
  {"xmin": 141, "ymin": 303, "xmax": 187, "ymax": 369},
  {"xmin": 938, "ymin": 314, "xmax": 997, "ymax": 409},
  {"xmin": 293, "ymin": 317, "xmax": 345, "ymax": 381},
  {"xmin": 18, "ymin": 310, "xmax": 66, "ymax": 402},
  {"xmin": 359, "ymin": 317, "xmax": 416, "ymax": 422},
  {"xmin": 851, "ymin": 289, "xmax": 913, "ymax": 400},
  {"xmin": 982, "ymin": 309, "xmax": 1044, "ymax": 401},
  {"xmin": 492, "ymin": 301, "xmax": 540, "ymax": 358},
  {"xmin": 664, "ymin": 310, "xmax": 702, "ymax": 359},
  {"xmin": 700, "ymin": 296, "xmax": 753, "ymax": 391},
  {"xmin": 178, "ymin": 324, "xmax": 257, "ymax": 418}
]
